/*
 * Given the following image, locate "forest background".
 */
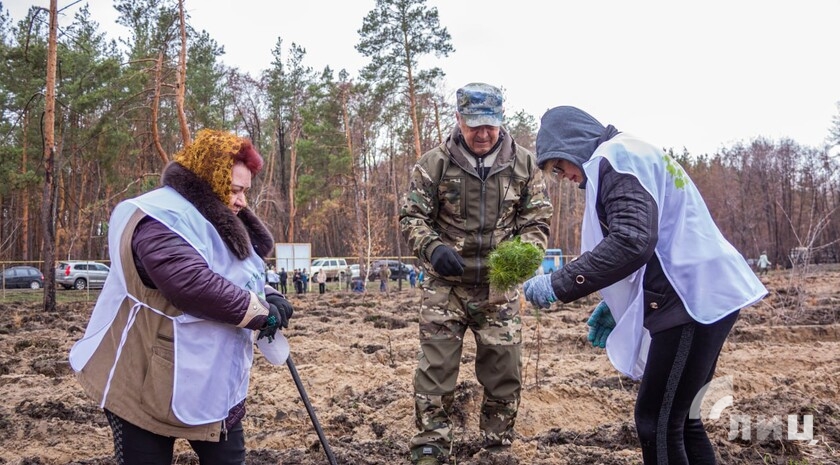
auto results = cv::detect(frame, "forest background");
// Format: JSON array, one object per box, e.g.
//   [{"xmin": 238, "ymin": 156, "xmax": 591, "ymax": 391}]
[{"xmin": 1, "ymin": 0, "xmax": 840, "ymax": 286}]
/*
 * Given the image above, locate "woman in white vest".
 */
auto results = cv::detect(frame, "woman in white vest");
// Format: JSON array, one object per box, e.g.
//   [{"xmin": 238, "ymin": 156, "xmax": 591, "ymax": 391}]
[
  {"xmin": 522, "ymin": 107, "xmax": 767, "ymax": 465},
  {"xmin": 69, "ymin": 129, "xmax": 294, "ymax": 465}
]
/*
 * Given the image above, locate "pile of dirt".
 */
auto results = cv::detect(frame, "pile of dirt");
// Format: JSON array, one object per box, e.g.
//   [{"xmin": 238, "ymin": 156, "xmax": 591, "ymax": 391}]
[{"xmin": 1, "ymin": 266, "xmax": 838, "ymax": 464}]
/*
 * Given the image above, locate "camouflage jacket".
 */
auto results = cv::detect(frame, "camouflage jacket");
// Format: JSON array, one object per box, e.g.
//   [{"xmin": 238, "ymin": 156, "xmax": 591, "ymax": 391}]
[{"xmin": 400, "ymin": 126, "xmax": 553, "ymax": 285}]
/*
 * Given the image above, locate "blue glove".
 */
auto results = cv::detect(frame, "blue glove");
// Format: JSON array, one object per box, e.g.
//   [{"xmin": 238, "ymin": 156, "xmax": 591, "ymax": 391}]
[
  {"xmin": 522, "ymin": 274, "xmax": 557, "ymax": 309},
  {"xmin": 586, "ymin": 301, "xmax": 615, "ymax": 348}
]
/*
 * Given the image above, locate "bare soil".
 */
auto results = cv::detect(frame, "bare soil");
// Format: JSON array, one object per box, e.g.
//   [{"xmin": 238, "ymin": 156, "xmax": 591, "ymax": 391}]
[{"xmin": 1, "ymin": 266, "xmax": 839, "ymax": 464}]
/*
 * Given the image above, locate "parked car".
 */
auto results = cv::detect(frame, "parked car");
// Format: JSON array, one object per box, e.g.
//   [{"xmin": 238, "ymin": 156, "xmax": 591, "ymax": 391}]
[
  {"xmin": 541, "ymin": 248, "xmax": 564, "ymax": 274},
  {"xmin": 310, "ymin": 257, "xmax": 349, "ymax": 282},
  {"xmin": 349, "ymin": 264, "xmax": 361, "ymax": 278},
  {"xmin": 367, "ymin": 260, "xmax": 413, "ymax": 281},
  {"xmin": 1, "ymin": 265, "xmax": 44, "ymax": 289},
  {"xmin": 55, "ymin": 261, "xmax": 110, "ymax": 290}
]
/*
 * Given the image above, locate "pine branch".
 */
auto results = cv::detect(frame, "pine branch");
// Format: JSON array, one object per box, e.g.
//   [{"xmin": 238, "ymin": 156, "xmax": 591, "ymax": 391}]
[{"xmin": 487, "ymin": 237, "xmax": 543, "ymax": 291}]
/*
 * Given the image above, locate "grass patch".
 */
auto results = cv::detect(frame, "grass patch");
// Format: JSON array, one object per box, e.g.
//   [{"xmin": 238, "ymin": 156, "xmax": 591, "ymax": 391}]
[{"xmin": 0, "ymin": 289, "xmax": 101, "ymax": 305}]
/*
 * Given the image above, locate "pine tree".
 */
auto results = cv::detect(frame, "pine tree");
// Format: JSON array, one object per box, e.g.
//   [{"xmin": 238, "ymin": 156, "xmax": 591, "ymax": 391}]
[{"xmin": 356, "ymin": 0, "xmax": 453, "ymax": 160}]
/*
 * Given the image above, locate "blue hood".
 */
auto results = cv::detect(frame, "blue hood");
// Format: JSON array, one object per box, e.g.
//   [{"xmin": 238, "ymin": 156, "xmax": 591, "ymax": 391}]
[{"xmin": 535, "ymin": 106, "xmax": 620, "ymax": 185}]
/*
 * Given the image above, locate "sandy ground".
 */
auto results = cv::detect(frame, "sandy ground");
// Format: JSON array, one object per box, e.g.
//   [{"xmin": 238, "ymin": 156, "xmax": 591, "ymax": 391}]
[{"xmin": 1, "ymin": 266, "xmax": 839, "ymax": 465}]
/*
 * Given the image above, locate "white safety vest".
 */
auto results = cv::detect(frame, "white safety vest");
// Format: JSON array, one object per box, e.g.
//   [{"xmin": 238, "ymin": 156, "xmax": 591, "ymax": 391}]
[
  {"xmin": 69, "ymin": 187, "xmax": 267, "ymax": 425},
  {"xmin": 581, "ymin": 134, "xmax": 767, "ymax": 379}
]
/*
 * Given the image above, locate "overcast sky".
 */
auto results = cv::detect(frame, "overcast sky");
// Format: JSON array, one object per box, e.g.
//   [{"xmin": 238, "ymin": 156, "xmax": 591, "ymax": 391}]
[{"xmin": 7, "ymin": 0, "xmax": 840, "ymax": 155}]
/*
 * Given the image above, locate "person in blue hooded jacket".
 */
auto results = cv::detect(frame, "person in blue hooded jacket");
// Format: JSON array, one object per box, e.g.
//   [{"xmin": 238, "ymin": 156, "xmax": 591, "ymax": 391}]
[{"xmin": 522, "ymin": 106, "xmax": 767, "ymax": 465}]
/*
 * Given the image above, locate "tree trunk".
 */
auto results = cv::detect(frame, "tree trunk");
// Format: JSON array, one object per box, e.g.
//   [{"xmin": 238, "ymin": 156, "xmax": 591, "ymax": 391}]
[
  {"xmin": 406, "ymin": 64, "xmax": 422, "ymax": 160},
  {"xmin": 433, "ymin": 99, "xmax": 443, "ymax": 144},
  {"xmin": 390, "ymin": 148, "xmax": 403, "ymax": 290},
  {"xmin": 151, "ymin": 50, "xmax": 169, "ymax": 165},
  {"xmin": 287, "ymin": 124, "xmax": 300, "ymax": 242},
  {"xmin": 175, "ymin": 0, "xmax": 191, "ymax": 147},
  {"xmin": 21, "ymin": 113, "xmax": 30, "ymax": 260},
  {"xmin": 278, "ymin": 122, "xmax": 287, "ymax": 234},
  {"xmin": 41, "ymin": 0, "xmax": 58, "ymax": 312},
  {"xmin": 340, "ymin": 86, "xmax": 365, "ymax": 268}
]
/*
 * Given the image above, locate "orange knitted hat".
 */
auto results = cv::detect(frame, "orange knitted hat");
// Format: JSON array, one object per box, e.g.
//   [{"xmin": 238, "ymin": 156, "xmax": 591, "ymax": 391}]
[{"xmin": 173, "ymin": 129, "xmax": 243, "ymax": 202}]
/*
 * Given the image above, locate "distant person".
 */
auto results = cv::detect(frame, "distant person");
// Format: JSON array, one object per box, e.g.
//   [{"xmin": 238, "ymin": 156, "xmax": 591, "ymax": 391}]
[
  {"xmin": 293, "ymin": 269, "xmax": 302, "ymax": 295},
  {"xmin": 279, "ymin": 267, "xmax": 288, "ymax": 294},
  {"xmin": 378, "ymin": 263, "xmax": 391, "ymax": 294},
  {"xmin": 301, "ymin": 270, "xmax": 309, "ymax": 294},
  {"xmin": 68, "ymin": 129, "xmax": 293, "ymax": 465},
  {"xmin": 347, "ymin": 265, "xmax": 362, "ymax": 291},
  {"xmin": 757, "ymin": 251, "xmax": 771, "ymax": 276},
  {"xmin": 408, "ymin": 266, "xmax": 417, "ymax": 289},
  {"xmin": 351, "ymin": 276, "xmax": 365, "ymax": 293},
  {"xmin": 266, "ymin": 265, "xmax": 280, "ymax": 290},
  {"xmin": 400, "ymin": 82, "xmax": 553, "ymax": 464},
  {"xmin": 316, "ymin": 269, "xmax": 327, "ymax": 294},
  {"xmin": 522, "ymin": 106, "xmax": 767, "ymax": 465}
]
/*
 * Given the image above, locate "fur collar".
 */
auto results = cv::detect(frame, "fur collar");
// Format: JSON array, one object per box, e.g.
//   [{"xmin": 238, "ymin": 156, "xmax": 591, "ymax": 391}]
[{"xmin": 160, "ymin": 162, "xmax": 274, "ymax": 260}]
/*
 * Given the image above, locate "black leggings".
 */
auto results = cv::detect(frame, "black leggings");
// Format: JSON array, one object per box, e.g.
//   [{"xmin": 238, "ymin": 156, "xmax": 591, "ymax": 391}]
[
  {"xmin": 105, "ymin": 410, "xmax": 245, "ymax": 465},
  {"xmin": 635, "ymin": 311, "xmax": 739, "ymax": 465}
]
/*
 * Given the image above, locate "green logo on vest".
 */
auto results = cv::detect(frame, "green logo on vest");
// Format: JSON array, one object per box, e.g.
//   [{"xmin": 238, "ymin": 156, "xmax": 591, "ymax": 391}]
[{"xmin": 663, "ymin": 155, "xmax": 688, "ymax": 189}]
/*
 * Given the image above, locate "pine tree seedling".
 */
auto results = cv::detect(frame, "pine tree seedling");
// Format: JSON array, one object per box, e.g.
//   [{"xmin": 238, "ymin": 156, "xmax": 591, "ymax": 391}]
[{"xmin": 487, "ymin": 237, "xmax": 544, "ymax": 291}]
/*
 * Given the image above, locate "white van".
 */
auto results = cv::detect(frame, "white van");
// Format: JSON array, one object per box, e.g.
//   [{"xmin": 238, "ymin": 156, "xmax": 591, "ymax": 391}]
[{"xmin": 310, "ymin": 258, "xmax": 349, "ymax": 282}]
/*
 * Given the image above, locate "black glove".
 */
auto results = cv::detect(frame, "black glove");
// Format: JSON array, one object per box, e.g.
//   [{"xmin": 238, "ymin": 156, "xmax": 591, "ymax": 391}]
[
  {"xmin": 430, "ymin": 245, "xmax": 466, "ymax": 277},
  {"xmin": 266, "ymin": 293, "xmax": 293, "ymax": 328},
  {"xmin": 258, "ymin": 294, "xmax": 294, "ymax": 342}
]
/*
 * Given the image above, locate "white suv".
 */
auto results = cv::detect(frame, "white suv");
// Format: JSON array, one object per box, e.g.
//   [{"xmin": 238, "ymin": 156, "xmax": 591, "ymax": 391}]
[
  {"xmin": 310, "ymin": 258, "xmax": 349, "ymax": 282},
  {"xmin": 55, "ymin": 261, "xmax": 110, "ymax": 290}
]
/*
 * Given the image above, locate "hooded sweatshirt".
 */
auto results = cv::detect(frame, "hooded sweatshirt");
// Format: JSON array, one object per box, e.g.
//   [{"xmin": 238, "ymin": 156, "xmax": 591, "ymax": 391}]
[
  {"xmin": 535, "ymin": 106, "xmax": 619, "ymax": 187},
  {"xmin": 534, "ymin": 106, "xmax": 766, "ymax": 378}
]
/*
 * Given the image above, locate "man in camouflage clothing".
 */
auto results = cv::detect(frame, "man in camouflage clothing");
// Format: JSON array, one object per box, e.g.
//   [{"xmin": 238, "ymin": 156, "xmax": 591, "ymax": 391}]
[{"xmin": 400, "ymin": 82, "xmax": 553, "ymax": 465}]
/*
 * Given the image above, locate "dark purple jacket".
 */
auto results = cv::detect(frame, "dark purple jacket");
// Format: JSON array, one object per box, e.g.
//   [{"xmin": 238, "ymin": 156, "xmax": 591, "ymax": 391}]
[{"xmin": 130, "ymin": 162, "xmax": 279, "ymax": 429}]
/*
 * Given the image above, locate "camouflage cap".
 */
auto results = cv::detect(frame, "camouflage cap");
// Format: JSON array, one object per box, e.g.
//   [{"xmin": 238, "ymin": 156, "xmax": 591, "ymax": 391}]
[{"xmin": 456, "ymin": 82, "xmax": 504, "ymax": 127}]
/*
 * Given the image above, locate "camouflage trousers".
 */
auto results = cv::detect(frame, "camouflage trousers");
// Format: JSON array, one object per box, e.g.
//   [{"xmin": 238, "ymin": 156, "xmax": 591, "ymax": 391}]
[{"xmin": 410, "ymin": 277, "xmax": 522, "ymax": 459}]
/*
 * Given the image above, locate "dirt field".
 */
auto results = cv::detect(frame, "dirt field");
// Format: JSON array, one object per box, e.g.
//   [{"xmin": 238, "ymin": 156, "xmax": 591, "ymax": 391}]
[{"xmin": 1, "ymin": 266, "xmax": 839, "ymax": 464}]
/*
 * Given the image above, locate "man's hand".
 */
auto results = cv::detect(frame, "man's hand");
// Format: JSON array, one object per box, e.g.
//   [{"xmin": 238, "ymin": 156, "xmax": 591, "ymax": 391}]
[
  {"xmin": 587, "ymin": 301, "xmax": 615, "ymax": 348},
  {"xmin": 430, "ymin": 245, "xmax": 466, "ymax": 277},
  {"xmin": 522, "ymin": 274, "xmax": 557, "ymax": 309}
]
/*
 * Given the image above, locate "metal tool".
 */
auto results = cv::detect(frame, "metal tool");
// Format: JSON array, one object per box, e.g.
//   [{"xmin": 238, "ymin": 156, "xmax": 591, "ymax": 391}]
[{"xmin": 286, "ymin": 355, "xmax": 337, "ymax": 465}]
